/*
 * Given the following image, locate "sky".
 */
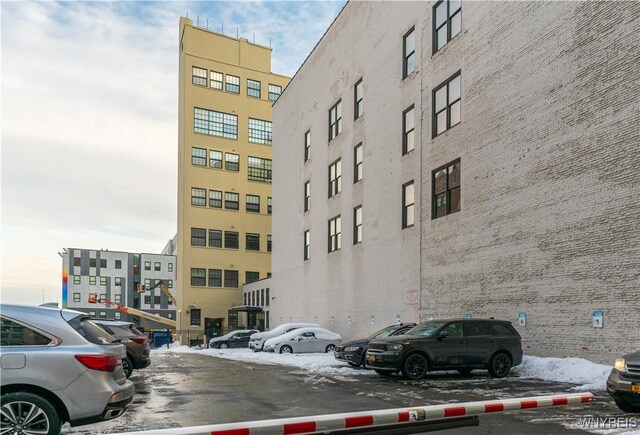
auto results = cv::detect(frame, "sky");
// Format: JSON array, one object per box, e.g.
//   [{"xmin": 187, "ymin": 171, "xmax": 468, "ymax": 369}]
[{"xmin": 1, "ymin": 1, "xmax": 346, "ymax": 306}]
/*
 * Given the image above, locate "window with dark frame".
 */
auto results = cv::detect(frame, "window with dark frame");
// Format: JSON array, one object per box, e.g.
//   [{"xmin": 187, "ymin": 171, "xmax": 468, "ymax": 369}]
[
  {"xmin": 208, "ymin": 229, "xmax": 222, "ymax": 248},
  {"xmin": 246, "ymin": 194, "xmax": 260, "ymax": 212},
  {"xmin": 354, "ymin": 79, "xmax": 363, "ymax": 119},
  {"xmin": 248, "ymin": 118, "xmax": 272, "ymax": 145},
  {"xmin": 73, "ymin": 275, "xmax": 80, "ymax": 284},
  {"xmin": 192, "ymin": 66, "xmax": 207, "ymax": 86},
  {"xmin": 403, "ymin": 27, "xmax": 416, "ymax": 78},
  {"xmin": 73, "ymin": 257, "xmax": 81, "ymax": 267},
  {"xmin": 247, "ymin": 156, "xmax": 272, "ymax": 183},
  {"xmin": 246, "ymin": 233, "xmax": 260, "ymax": 251},
  {"xmin": 168, "ymin": 263, "xmax": 173, "ymax": 272},
  {"xmin": 433, "ymin": 0, "xmax": 462, "ymax": 53},
  {"xmin": 267, "ymin": 197, "xmax": 272, "ymax": 214},
  {"xmin": 190, "ymin": 308, "xmax": 201, "ymax": 326},
  {"xmin": 354, "ymin": 205, "xmax": 363, "ymax": 244},
  {"xmin": 354, "ymin": 143, "xmax": 363, "ymax": 182},
  {"xmin": 226, "ymin": 74, "xmax": 240, "ymax": 93},
  {"xmin": 225, "ymin": 192, "xmax": 239, "ymax": 210},
  {"xmin": 208, "ymin": 269, "xmax": 222, "ymax": 287},
  {"xmin": 403, "ymin": 105, "xmax": 415, "ymax": 154},
  {"xmin": 304, "ymin": 230, "xmax": 310, "ymax": 260},
  {"xmin": 100, "ymin": 276, "xmax": 107, "ymax": 286},
  {"xmin": 194, "ymin": 108, "xmax": 238, "ymax": 139},
  {"xmin": 224, "ymin": 270, "xmax": 239, "ymax": 288},
  {"xmin": 225, "ymin": 153, "xmax": 239, "ymax": 171},
  {"xmin": 115, "ymin": 259, "xmax": 122, "ymax": 269},
  {"xmin": 154, "ymin": 262, "xmax": 161, "ymax": 271},
  {"xmin": 245, "ymin": 271, "xmax": 260, "ymax": 284},
  {"xmin": 191, "ymin": 188, "xmax": 206, "ymax": 206},
  {"xmin": 209, "ymin": 190, "xmax": 222, "ymax": 208},
  {"xmin": 73, "ymin": 293, "xmax": 80, "ymax": 302},
  {"xmin": 144, "ymin": 261, "xmax": 151, "ymax": 270},
  {"xmin": 114, "ymin": 293, "xmax": 121, "ymax": 302},
  {"xmin": 268, "ymin": 84, "xmax": 282, "ymax": 101},
  {"xmin": 100, "ymin": 259, "xmax": 107, "ymax": 268},
  {"xmin": 115, "ymin": 277, "xmax": 122, "ymax": 286},
  {"xmin": 209, "ymin": 150, "xmax": 223, "ymax": 168},
  {"xmin": 328, "ymin": 100, "xmax": 342, "ymax": 141},
  {"xmin": 191, "ymin": 228, "xmax": 206, "ymax": 246},
  {"xmin": 247, "ymin": 79, "xmax": 261, "ymax": 98},
  {"xmin": 403, "ymin": 181, "xmax": 415, "ymax": 228},
  {"xmin": 224, "ymin": 231, "xmax": 239, "ymax": 249},
  {"xmin": 191, "ymin": 268, "xmax": 206, "ymax": 286},
  {"xmin": 304, "ymin": 130, "xmax": 311, "ymax": 162},
  {"xmin": 433, "ymin": 71, "xmax": 461, "ymax": 137},
  {"xmin": 304, "ymin": 180, "xmax": 311, "ymax": 212},
  {"xmin": 192, "ymin": 147, "xmax": 207, "ymax": 166},
  {"xmin": 210, "ymin": 71, "xmax": 223, "ymax": 89},
  {"xmin": 267, "ymin": 235, "xmax": 272, "ymax": 252},
  {"xmin": 328, "ymin": 159, "xmax": 342, "ymax": 198},
  {"xmin": 328, "ymin": 216, "xmax": 341, "ymax": 253},
  {"xmin": 432, "ymin": 159, "xmax": 461, "ymax": 219},
  {"xmin": 90, "ymin": 258, "xmax": 96, "ymax": 268}
]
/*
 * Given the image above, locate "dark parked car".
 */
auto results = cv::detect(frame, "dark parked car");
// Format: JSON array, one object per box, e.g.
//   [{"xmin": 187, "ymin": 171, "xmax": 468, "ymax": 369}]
[
  {"xmin": 209, "ymin": 330, "xmax": 259, "ymax": 349},
  {"xmin": 93, "ymin": 320, "xmax": 151, "ymax": 378},
  {"xmin": 607, "ymin": 350, "xmax": 640, "ymax": 413},
  {"xmin": 334, "ymin": 323, "xmax": 416, "ymax": 367},
  {"xmin": 365, "ymin": 319, "xmax": 523, "ymax": 380}
]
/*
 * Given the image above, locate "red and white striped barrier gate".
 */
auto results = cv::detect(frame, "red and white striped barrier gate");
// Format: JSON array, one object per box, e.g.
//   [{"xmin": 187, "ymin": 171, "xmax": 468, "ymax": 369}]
[{"xmin": 112, "ymin": 392, "xmax": 595, "ymax": 435}]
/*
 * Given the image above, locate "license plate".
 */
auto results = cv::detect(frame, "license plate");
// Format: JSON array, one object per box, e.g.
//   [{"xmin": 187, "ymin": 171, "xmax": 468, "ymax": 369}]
[
  {"xmin": 632, "ymin": 384, "xmax": 640, "ymax": 393},
  {"xmin": 367, "ymin": 354, "xmax": 375, "ymax": 362}
]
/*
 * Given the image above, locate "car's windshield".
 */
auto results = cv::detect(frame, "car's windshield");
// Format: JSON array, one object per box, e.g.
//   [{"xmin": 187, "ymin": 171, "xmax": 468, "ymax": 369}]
[
  {"xmin": 369, "ymin": 326, "xmax": 401, "ymax": 339},
  {"xmin": 405, "ymin": 322, "xmax": 443, "ymax": 337}
]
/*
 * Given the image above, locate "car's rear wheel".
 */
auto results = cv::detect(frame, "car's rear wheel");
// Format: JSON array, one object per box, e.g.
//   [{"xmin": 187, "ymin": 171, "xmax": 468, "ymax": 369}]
[
  {"xmin": 614, "ymin": 398, "xmax": 640, "ymax": 413},
  {"xmin": 219, "ymin": 343, "xmax": 228, "ymax": 349},
  {"xmin": 325, "ymin": 344, "xmax": 336, "ymax": 353},
  {"xmin": 402, "ymin": 354, "xmax": 429, "ymax": 380},
  {"xmin": 1, "ymin": 392, "xmax": 61, "ymax": 435},
  {"xmin": 280, "ymin": 345, "xmax": 293, "ymax": 354},
  {"xmin": 122, "ymin": 356, "xmax": 134, "ymax": 379},
  {"xmin": 488, "ymin": 352, "xmax": 512, "ymax": 378},
  {"xmin": 457, "ymin": 367, "xmax": 473, "ymax": 375},
  {"xmin": 374, "ymin": 369, "xmax": 395, "ymax": 377}
]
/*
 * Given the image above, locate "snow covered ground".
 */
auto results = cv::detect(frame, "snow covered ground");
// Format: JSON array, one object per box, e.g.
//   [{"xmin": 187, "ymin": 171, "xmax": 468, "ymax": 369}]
[{"xmin": 154, "ymin": 344, "xmax": 614, "ymax": 391}]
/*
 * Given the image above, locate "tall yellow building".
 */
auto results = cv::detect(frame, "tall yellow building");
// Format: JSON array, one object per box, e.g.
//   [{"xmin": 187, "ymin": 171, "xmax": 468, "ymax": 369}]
[{"xmin": 177, "ymin": 17, "xmax": 289, "ymax": 344}]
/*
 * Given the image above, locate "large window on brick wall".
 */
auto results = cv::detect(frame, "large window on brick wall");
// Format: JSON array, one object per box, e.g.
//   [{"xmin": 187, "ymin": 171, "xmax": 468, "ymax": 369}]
[
  {"xmin": 248, "ymin": 118, "xmax": 272, "ymax": 145},
  {"xmin": 433, "ymin": 72, "xmax": 461, "ymax": 137},
  {"xmin": 247, "ymin": 79, "xmax": 261, "ymax": 98},
  {"xmin": 268, "ymin": 84, "xmax": 282, "ymax": 102},
  {"xmin": 194, "ymin": 108, "xmax": 238, "ymax": 139},
  {"xmin": 432, "ymin": 159, "xmax": 461, "ymax": 219},
  {"xmin": 433, "ymin": 0, "xmax": 462, "ymax": 53},
  {"xmin": 248, "ymin": 157, "xmax": 272, "ymax": 183}
]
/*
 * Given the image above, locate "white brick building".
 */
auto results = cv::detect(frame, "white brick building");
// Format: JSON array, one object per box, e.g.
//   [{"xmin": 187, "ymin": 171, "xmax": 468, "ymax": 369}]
[{"xmin": 271, "ymin": 1, "xmax": 640, "ymax": 363}]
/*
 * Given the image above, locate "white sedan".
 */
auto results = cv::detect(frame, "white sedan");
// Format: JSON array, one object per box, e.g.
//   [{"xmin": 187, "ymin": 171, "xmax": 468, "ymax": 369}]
[{"xmin": 263, "ymin": 327, "xmax": 341, "ymax": 354}]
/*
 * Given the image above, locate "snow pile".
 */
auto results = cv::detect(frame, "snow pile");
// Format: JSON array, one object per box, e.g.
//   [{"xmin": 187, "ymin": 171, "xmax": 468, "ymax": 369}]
[{"xmin": 515, "ymin": 355, "xmax": 612, "ymax": 391}]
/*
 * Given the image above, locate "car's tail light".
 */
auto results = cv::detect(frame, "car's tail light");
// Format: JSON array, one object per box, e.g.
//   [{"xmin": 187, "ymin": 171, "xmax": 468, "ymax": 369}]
[
  {"xmin": 129, "ymin": 337, "xmax": 146, "ymax": 345},
  {"xmin": 75, "ymin": 354, "xmax": 118, "ymax": 372}
]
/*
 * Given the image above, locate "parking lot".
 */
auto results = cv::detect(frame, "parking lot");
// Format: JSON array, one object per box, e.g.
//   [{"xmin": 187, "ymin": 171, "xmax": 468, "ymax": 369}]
[{"xmin": 62, "ymin": 349, "xmax": 635, "ymax": 435}]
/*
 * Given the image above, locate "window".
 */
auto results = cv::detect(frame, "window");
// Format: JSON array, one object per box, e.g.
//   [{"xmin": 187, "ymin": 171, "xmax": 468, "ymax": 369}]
[
  {"xmin": 226, "ymin": 74, "xmax": 240, "ymax": 93},
  {"xmin": 154, "ymin": 262, "xmax": 161, "ymax": 271},
  {"xmin": 304, "ymin": 230, "xmax": 310, "ymax": 260},
  {"xmin": 100, "ymin": 276, "xmax": 107, "ymax": 285},
  {"xmin": 194, "ymin": 108, "xmax": 238, "ymax": 140},
  {"xmin": 191, "ymin": 268, "xmax": 206, "ymax": 286},
  {"xmin": 304, "ymin": 181, "xmax": 311, "ymax": 212},
  {"xmin": 100, "ymin": 259, "xmax": 107, "ymax": 268},
  {"xmin": 248, "ymin": 156, "xmax": 272, "ymax": 183},
  {"xmin": 191, "ymin": 187, "xmax": 206, "ymax": 206},
  {"xmin": 246, "ymin": 271, "xmax": 259, "ymax": 284},
  {"xmin": 403, "ymin": 27, "xmax": 416, "ymax": 78},
  {"xmin": 225, "ymin": 192, "xmax": 239, "ymax": 210},
  {"xmin": 168, "ymin": 263, "xmax": 173, "ymax": 272},
  {"xmin": 248, "ymin": 118, "xmax": 272, "ymax": 145},
  {"xmin": 192, "ymin": 66, "xmax": 207, "ymax": 86},
  {"xmin": 89, "ymin": 276, "xmax": 96, "ymax": 285},
  {"xmin": 0, "ymin": 318, "xmax": 53, "ymax": 347},
  {"xmin": 208, "ymin": 230, "xmax": 222, "ymax": 248},
  {"xmin": 224, "ymin": 270, "xmax": 239, "ymax": 288},
  {"xmin": 354, "ymin": 79, "xmax": 363, "ymax": 119},
  {"xmin": 99, "ymin": 293, "xmax": 107, "ymax": 301},
  {"xmin": 247, "ymin": 79, "xmax": 261, "ymax": 98},
  {"xmin": 115, "ymin": 277, "xmax": 122, "ymax": 286},
  {"xmin": 190, "ymin": 308, "xmax": 201, "ymax": 326},
  {"xmin": 114, "ymin": 312, "xmax": 121, "ymax": 320},
  {"xmin": 328, "ymin": 100, "xmax": 342, "ymax": 141},
  {"xmin": 168, "ymin": 280, "xmax": 173, "ymax": 288},
  {"xmin": 90, "ymin": 258, "xmax": 96, "ymax": 268},
  {"xmin": 354, "ymin": 205, "xmax": 363, "ymax": 244},
  {"xmin": 191, "ymin": 228, "xmax": 206, "ymax": 246},
  {"xmin": 73, "ymin": 293, "xmax": 80, "ymax": 303},
  {"xmin": 144, "ymin": 278, "xmax": 151, "ymax": 287},
  {"xmin": 268, "ymin": 84, "xmax": 282, "ymax": 101},
  {"xmin": 209, "ymin": 190, "xmax": 222, "ymax": 208},
  {"xmin": 246, "ymin": 195, "xmax": 260, "ymax": 212},
  {"xmin": 210, "ymin": 71, "xmax": 223, "ymax": 89},
  {"xmin": 266, "ymin": 288, "xmax": 270, "ymax": 306},
  {"xmin": 224, "ymin": 231, "xmax": 239, "ymax": 249},
  {"xmin": 433, "ymin": 159, "xmax": 461, "ymax": 218},
  {"xmin": 114, "ymin": 294, "xmax": 121, "ymax": 303},
  {"xmin": 267, "ymin": 235, "xmax": 272, "ymax": 252},
  {"xmin": 434, "ymin": 0, "xmax": 462, "ymax": 53},
  {"xmin": 403, "ymin": 181, "xmax": 415, "ymax": 228},
  {"xmin": 354, "ymin": 143, "xmax": 363, "ymax": 182},
  {"xmin": 433, "ymin": 72, "xmax": 461, "ymax": 137},
  {"xmin": 225, "ymin": 153, "xmax": 239, "ymax": 171},
  {"xmin": 403, "ymin": 105, "xmax": 415, "ymax": 154},
  {"xmin": 328, "ymin": 159, "xmax": 342, "ymax": 198},
  {"xmin": 99, "ymin": 311, "xmax": 107, "ymax": 319},
  {"xmin": 144, "ymin": 261, "xmax": 151, "ymax": 270},
  {"xmin": 206, "ymin": 150, "xmax": 221, "ymax": 168},
  {"xmin": 246, "ymin": 233, "xmax": 260, "ymax": 251},
  {"xmin": 73, "ymin": 275, "xmax": 81, "ymax": 284},
  {"xmin": 88, "ymin": 311, "xmax": 96, "ymax": 317},
  {"xmin": 115, "ymin": 260, "xmax": 122, "ymax": 269},
  {"xmin": 144, "ymin": 295, "xmax": 151, "ymax": 305},
  {"xmin": 73, "ymin": 257, "xmax": 81, "ymax": 267},
  {"xmin": 304, "ymin": 130, "xmax": 311, "ymax": 162},
  {"xmin": 267, "ymin": 197, "xmax": 272, "ymax": 214},
  {"xmin": 208, "ymin": 269, "xmax": 222, "ymax": 287},
  {"xmin": 328, "ymin": 216, "xmax": 341, "ymax": 253}
]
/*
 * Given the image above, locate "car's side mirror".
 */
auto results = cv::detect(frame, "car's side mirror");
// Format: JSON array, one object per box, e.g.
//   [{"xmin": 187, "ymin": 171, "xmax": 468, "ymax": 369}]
[{"xmin": 438, "ymin": 331, "xmax": 449, "ymax": 339}]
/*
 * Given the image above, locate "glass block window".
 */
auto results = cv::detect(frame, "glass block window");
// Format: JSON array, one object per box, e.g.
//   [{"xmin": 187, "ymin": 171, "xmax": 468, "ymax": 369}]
[
  {"xmin": 194, "ymin": 108, "xmax": 238, "ymax": 139},
  {"xmin": 268, "ymin": 84, "xmax": 282, "ymax": 101},
  {"xmin": 191, "ymin": 187, "xmax": 206, "ymax": 206},
  {"xmin": 192, "ymin": 147, "xmax": 207, "ymax": 166},
  {"xmin": 209, "ymin": 150, "xmax": 223, "ymax": 168},
  {"xmin": 248, "ymin": 118, "xmax": 272, "ymax": 145},
  {"xmin": 225, "ymin": 192, "xmax": 239, "ymax": 210},
  {"xmin": 226, "ymin": 74, "xmax": 240, "ymax": 93},
  {"xmin": 225, "ymin": 153, "xmax": 239, "ymax": 171},
  {"xmin": 246, "ymin": 194, "xmax": 260, "ymax": 212},
  {"xmin": 210, "ymin": 71, "xmax": 223, "ymax": 89},
  {"xmin": 209, "ymin": 190, "xmax": 223, "ymax": 208},
  {"xmin": 248, "ymin": 157, "xmax": 272, "ymax": 183},
  {"xmin": 247, "ymin": 79, "xmax": 261, "ymax": 98},
  {"xmin": 192, "ymin": 66, "xmax": 207, "ymax": 86}
]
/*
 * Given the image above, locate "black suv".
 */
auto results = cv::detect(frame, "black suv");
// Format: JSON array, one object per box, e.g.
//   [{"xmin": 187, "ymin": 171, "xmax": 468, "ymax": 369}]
[
  {"xmin": 366, "ymin": 319, "xmax": 522, "ymax": 380},
  {"xmin": 334, "ymin": 323, "xmax": 416, "ymax": 367}
]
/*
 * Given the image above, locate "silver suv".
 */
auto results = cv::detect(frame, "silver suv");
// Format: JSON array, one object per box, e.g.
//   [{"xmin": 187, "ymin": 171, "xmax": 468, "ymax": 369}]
[{"xmin": 1, "ymin": 304, "xmax": 134, "ymax": 434}]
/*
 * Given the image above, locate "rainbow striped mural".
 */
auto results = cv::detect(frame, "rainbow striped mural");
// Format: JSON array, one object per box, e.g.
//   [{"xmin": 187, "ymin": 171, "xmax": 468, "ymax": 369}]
[{"xmin": 62, "ymin": 266, "xmax": 68, "ymax": 308}]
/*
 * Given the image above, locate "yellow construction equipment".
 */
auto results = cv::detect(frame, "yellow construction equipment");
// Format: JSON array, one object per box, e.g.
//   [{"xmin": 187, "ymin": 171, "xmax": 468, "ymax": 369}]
[
  {"xmin": 136, "ymin": 280, "xmax": 177, "ymax": 306},
  {"xmin": 88, "ymin": 293, "xmax": 176, "ymax": 328}
]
